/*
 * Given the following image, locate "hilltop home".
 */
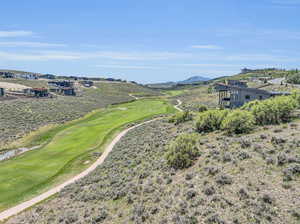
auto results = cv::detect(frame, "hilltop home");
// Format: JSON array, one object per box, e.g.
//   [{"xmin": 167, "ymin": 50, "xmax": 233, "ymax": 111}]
[
  {"xmin": 30, "ymin": 88, "xmax": 49, "ymax": 97},
  {"xmin": 48, "ymin": 80, "xmax": 74, "ymax": 88},
  {"xmin": 227, "ymin": 80, "xmax": 248, "ymax": 88},
  {"xmin": 79, "ymin": 80, "xmax": 93, "ymax": 87},
  {"xmin": 40, "ymin": 74, "xmax": 56, "ymax": 79},
  {"xmin": 50, "ymin": 87, "xmax": 76, "ymax": 96},
  {"xmin": 0, "ymin": 72, "xmax": 15, "ymax": 78},
  {"xmin": 214, "ymin": 82, "xmax": 289, "ymax": 108},
  {"xmin": 61, "ymin": 87, "xmax": 76, "ymax": 96},
  {"xmin": 17, "ymin": 73, "xmax": 38, "ymax": 80}
]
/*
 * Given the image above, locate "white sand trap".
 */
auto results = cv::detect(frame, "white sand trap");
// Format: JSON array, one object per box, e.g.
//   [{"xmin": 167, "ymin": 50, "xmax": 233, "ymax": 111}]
[{"xmin": 0, "ymin": 82, "xmax": 30, "ymax": 91}]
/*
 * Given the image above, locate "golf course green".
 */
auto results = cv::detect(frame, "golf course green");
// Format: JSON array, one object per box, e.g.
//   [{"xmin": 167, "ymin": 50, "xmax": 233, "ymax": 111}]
[{"xmin": 0, "ymin": 99, "xmax": 175, "ymax": 211}]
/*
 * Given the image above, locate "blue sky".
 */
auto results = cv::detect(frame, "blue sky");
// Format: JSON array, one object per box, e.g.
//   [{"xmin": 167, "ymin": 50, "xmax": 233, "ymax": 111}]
[{"xmin": 0, "ymin": 0, "xmax": 300, "ymax": 83}]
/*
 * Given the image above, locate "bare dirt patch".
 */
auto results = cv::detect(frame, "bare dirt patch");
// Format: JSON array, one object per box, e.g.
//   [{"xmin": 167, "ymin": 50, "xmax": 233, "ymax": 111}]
[{"xmin": 0, "ymin": 82, "xmax": 30, "ymax": 91}]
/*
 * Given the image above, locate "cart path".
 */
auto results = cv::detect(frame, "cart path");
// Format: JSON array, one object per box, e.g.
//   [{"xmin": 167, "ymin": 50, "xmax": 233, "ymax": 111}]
[
  {"xmin": 129, "ymin": 93, "xmax": 139, "ymax": 100},
  {"xmin": 174, "ymin": 99, "xmax": 183, "ymax": 112},
  {"xmin": 0, "ymin": 100, "xmax": 182, "ymax": 222}
]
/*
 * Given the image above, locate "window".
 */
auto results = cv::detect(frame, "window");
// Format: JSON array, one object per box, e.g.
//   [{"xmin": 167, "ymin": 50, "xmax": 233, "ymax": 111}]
[{"xmin": 245, "ymin": 95, "xmax": 251, "ymax": 100}]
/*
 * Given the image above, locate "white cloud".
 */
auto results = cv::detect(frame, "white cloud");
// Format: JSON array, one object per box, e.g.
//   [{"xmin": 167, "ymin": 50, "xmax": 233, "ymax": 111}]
[
  {"xmin": 0, "ymin": 51, "xmax": 80, "ymax": 61},
  {"xmin": 0, "ymin": 30, "xmax": 34, "ymax": 38},
  {"xmin": 90, "ymin": 51, "xmax": 190, "ymax": 60},
  {"xmin": 181, "ymin": 63, "xmax": 240, "ymax": 67},
  {"xmin": 224, "ymin": 53, "xmax": 298, "ymax": 62},
  {"xmin": 0, "ymin": 41, "xmax": 66, "ymax": 48},
  {"xmin": 95, "ymin": 64, "xmax": 159, "ymax": 69},
  {"xmin": 191, "ymin": 45, "xmax": 222, "ymax": 50},
  {"xmin": 0, "ymin": 50, "xmax": 190, "ymax": 61}
]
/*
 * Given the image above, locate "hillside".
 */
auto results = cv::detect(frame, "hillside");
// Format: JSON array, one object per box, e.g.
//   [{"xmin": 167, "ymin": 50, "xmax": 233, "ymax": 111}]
[
  {"xmin": 0, "ymin": 80, "xmax": 161, "ymax": 149},
  {"xmin": 213, "ymin": 68, "xmax": 298, "ymax": 83},
  {"xmin": 2, "ymin": 70, "xmax": 300, "ymax": 224},
  {"xmin": 178, "ymin": 75, "xmax": 211, "ymax": 84},
  {"xmin": 0, "ymin": 69, "xmax": 42, "ymax": 76},
  {"xmin": 8, "ymin": 118, "xmax": 300, "ymax": 224}
]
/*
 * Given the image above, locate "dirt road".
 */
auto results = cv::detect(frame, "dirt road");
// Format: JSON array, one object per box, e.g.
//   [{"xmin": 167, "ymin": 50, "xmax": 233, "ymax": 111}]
[{"xmin": 174, "ymin": 99, "xmax": 183, "ymax": 111}]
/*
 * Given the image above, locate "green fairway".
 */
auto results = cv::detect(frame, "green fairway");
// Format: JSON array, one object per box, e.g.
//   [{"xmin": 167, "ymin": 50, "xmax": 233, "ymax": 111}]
[
  {"xmin": 0, "ymin": 99, "xmax": 175, "ymax": 211},
  {"xmin": 163, "ymin": 89, "xmax": 186, "ymax": 97}
]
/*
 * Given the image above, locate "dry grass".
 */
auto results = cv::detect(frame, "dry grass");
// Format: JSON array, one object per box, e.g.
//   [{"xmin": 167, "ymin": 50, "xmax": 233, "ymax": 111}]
[{"xmin": 7, "ymin": 119, "xmax": 300, "ymax": 224}]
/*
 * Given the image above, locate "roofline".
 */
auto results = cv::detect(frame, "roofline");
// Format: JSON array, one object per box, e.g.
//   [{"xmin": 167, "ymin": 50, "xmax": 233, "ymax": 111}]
[{"xmin": 214, "ymin": 83, "xmax": 271, "ymax": 95}]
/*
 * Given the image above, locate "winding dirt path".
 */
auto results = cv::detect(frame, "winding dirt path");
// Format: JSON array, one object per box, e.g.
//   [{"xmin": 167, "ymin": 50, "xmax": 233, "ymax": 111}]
[
  {"xmin": 174, "ymin": 99, "xmax": 183, "ymax": 112},
  {"xmin": 0, "ymin": 100, "xmax": 182, "ymax": 222},
  {"xmin": 129, "ymin": 93, "xmax": 139, "ymax": 100}
]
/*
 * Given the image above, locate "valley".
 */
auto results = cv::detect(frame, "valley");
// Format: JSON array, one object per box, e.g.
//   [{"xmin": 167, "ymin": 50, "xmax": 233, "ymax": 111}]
[
  {"xmin": 0, "ymin": 98, "xmax": 175, "ymax": 212},
  {"xmin": 1, "ymin": 68, "xmax": 300, "ymax": 223}
]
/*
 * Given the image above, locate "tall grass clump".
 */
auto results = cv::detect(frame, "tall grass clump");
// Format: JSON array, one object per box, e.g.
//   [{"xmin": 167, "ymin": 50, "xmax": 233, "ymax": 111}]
[
  {"xmin": 287, "ymin": 73, "xmax": 300, "ymax": 84},
  {"xmin": 169, "ymin": 111, "xmax": 193, "ymax": 125},
  {"xmin": 195, "ymin": 109, "xmax": 228, "ymax": 133},
  {"xmin": 291, "ymin": 90, "xmax": 300, "ymax": 108},
  {"xmin": 221, "ymin": 110, "xmax": 255, "ymax": 135},
  {"xmin": 197, "ymin": 104, "xmax": 208, "ymax": 112},
  {"xmin": 165, "ymin": 133, "xmax": 200, "ymax": 169}
]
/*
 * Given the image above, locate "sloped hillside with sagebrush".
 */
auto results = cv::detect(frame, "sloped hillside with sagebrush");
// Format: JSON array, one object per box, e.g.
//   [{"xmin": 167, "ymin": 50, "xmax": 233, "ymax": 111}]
[
  {"xmin": 0, "ymin": 81, "xmax": 160, "ymax": 148},
  {"xmin": 8, "ymin": 118, "xmax": 300, "ymax": 224}
]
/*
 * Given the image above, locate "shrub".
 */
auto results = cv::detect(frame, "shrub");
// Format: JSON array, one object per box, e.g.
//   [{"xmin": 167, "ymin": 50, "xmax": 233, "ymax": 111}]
[
  {"xmin": 165, "ymin": 134, "xmax": 200, "ymax": 169},
  {"xmin": 242, "ymin": 96, "xmax": 297, "ymax": 125},
  {"xmin": 197, "ymin": 104, "xmax": 208, "ymax": 112},
  {"xmin": 169, "ymin": 111, "xmax": 192, "ymax": 125},
  {"xmin": 291, "ymin": 90, "xmax": 300, "ymax": 108},
  {"xmin": 240, "ymin": 100, "xmax": 260, "ymax": 110},
  {"xmin": 287, "ymin": 73, "xmax": 300, "ymax": 84},
  {"xmin": 195, "ymin": 109, "xmax": 228, "ymax": 133},
  {"xmin": 221, "ymin": 110, "xmax": 255, "ymax": 134}
]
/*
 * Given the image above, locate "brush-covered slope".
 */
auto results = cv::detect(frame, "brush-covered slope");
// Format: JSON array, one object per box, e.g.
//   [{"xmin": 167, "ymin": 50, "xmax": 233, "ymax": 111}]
[
  {"xmin": 7, "ymin": 119, "xmax": 300, "ymax": 224},
  {"xmin": 0, "ymin": 81, "xmax": 160, "ymax": 148}
]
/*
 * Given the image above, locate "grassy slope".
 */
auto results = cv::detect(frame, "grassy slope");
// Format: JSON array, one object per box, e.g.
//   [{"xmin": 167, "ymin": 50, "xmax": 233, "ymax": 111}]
[
  {"xmin": 0, "ymin": 78, "xmax": 49, "ymax": 88},
  {"xmin": 0, "ymin": 69, "xmax": 42, "ymax": 75},
  {"xmin": 213, "ymin": 69, "xmax": 296, "ymax": 83},
  {"xmin": 175, "ymin": 85, "xmax": 218, "ymax": 111},
  {"xmin": 162, "ymin": 89, "xmax": 187, "ymax": 97},
  {"xmin": 0, "ymin": 99, "xmax": 175, "ymax": 211},
  {"xmin": 0, "ymin": 81, "xmax": 161, "ymax": 148},
  {"xmin": 9, "ymin": 119, "xmax": 300, "ymax": 224}
]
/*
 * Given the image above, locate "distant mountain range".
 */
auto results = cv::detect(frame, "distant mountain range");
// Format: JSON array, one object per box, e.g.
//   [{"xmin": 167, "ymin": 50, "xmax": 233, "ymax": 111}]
[
  {"xmin": 147, "ymin": 76, "xmax": 211, "ymax": 88},
  {"xmin": 177, "ymin": 76, "xmax": 211, "ymax": 84}
]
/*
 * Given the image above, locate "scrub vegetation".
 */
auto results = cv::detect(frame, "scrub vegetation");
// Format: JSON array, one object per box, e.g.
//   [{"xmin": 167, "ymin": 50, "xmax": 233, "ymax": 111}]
[
  {"xmin": 8, "ymin": 118, "xmax": 300, "ymax": 224},
  {"xmin": 0, "ymin": 99, "xmax": 174, "ymax": 211},
  {"xmin": 3, "ymin": 72, "xmax": 300, "ymax": 224},
  {"xmin": 0, "ymin": 81, "xmax": 160, "ymax": 149}
]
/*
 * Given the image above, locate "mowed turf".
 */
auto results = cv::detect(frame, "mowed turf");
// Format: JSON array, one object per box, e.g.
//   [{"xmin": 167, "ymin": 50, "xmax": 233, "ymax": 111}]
[{"xmin": 0, "ymin": 99, "xmax": 175, "ymax": 210}]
